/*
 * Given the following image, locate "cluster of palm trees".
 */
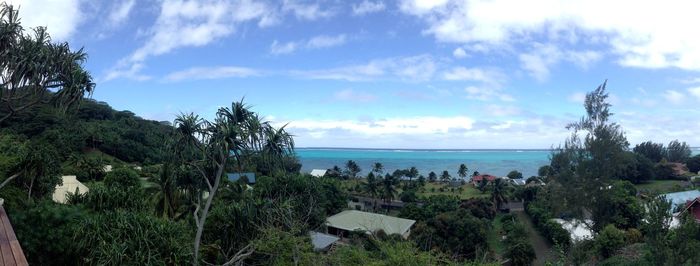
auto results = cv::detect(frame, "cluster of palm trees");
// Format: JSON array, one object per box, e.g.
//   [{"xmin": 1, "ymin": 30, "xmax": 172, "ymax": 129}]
[{"xmin": 361, "ymin": 163, "xmax": 401, "ymax": 213}]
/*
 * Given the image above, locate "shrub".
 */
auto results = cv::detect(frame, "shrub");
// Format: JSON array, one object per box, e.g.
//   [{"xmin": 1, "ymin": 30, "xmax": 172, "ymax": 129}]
[
  {"xmin": 104, "ymin": 167, "xmax": 140, "ymax": 189},
  {"xmin": 625, "ymin": 228, "xmax": 643, "ymax": 244},
  {"xmin": 595, "ymin": 225, "xmax": 625, "ymax": 259}
]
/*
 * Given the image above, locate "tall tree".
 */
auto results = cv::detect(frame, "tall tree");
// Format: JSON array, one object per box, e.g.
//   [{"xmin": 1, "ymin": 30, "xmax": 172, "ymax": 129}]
[
  {"xmin": 490, "ymin": 178, "xmax": 509, "ymax": 210},
  {"xmin": 633, "ymin": 141, "xmax": 666, "ymax": 162},
  {"xmin": 666, "ymin": 139, "xmax": 691, "ymax": 163},
  {"xmin": 345, "ymin": 160, "xmax": 361, "ymax": 179},
  {"xmin": 440, "ymin": 170, "xmax": 451, "ymax": 182},
  {"xmin": 372, "ymin": 162, "xmax": 384, "ymax": 176},
  {"xmin": 458, "ymin": 164, "xmax": 468, "ymax": 179},
  {"xmin": 364, "ymin": 173, "xmax": 380, "ymax": 211},
  {"xmin": 428, "ymin": 171, "xmax": 437, "ymax": 182},
  {"xmin": 0, "ymin": 4, "xmax": 95, "ymax": 124},
  {"xmin": 382, "ymin": 174, "xmax": 398, "ymax": 213}
]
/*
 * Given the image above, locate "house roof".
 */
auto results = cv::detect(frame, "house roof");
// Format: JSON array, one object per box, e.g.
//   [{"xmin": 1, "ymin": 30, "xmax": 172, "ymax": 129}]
[
  {"xmin": 472, "ymin": 174, "xmax": 497, "ymax": 182},
  {"xmin": 326, "ymin": 210, "xmax": 416, "ymax": 236},
  {"xmin": 52, "ymin": 175, "xmax": 89, "ymax": 204},
  {"xmin": 681, "ymin": 197, "xmax": 700, "ymax": 220},
  {"xmin": 310, "ymin": 169, "xmax": 327, "ymax": 177},
  {"xmin": 511, "ymin": 178, "xmax": 527, "ymax": 185},
  {"xmin": 661, "ymin": 190, "xmax": 700, "ymax": 210},
  {"xmin": 0, "ymin": 205, "xmax": 28, "ymax": 265},
  {"xmin": 552, "ymin": 218, "xmax": 593, "ymax": 242},
  {"xmin": 226, "ymin": 173, "xmax": 256, "ymax": 184},
  {"xmin": 309, "ymin": 231, "xmax": 340, "ymax": 251}
]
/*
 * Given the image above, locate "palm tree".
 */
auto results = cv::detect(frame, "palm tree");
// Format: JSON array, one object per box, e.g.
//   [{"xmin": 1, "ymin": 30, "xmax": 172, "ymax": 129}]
[
  {"xmin": 458, "ymin": 164, "xmax": 468, "ymax": 179},
  {"xmin": 440, "ymin": 170, "xmax": 451, "ymax": 183},
  {"xmin": 407, "ymin": 166, "xmax": 419, "ymax": 184},
  {"xmin": 364, "ymin": 173, "xmax": 381, "ymax": 211},
  {"xmin": 428, "ymin": 171, "xmax": 437, "ymax": 182},
  {"xmin": 261, "ymin": 124, "xmax": 294, "ymax": 174},
  {"xmin": 150, "ymin": 162, "xmax": 183, "ymax": 219},
  {"xmin": 381, "ymin": 174, "xmax": 398, "ymax": 213},
  {"xmin": 345, "ymin": 160, "xmax": 361, "ymax": 181},
  {"xmin": 372, "ymin": 162, "xmax": 384, "ymax": 176},
  {"xmin": 491, "ymin": 178, "xmax": 509, "ymax": 211}
]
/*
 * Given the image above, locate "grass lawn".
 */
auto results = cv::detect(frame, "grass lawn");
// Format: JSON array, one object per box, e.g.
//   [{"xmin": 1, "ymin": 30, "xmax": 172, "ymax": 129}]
[
  {"xmin": 635, "ymin": 180, "xmax": 692, "ymax": 194},
  {"xmin": 416, "ymin": 182, "xmax": 489, "ymax": 200},
  {"xmin": 487, "ymin": 214, "xmax": 506, "ymax": 258},
  {"xmin": 340, "ymin": 179, "xmax": 489, "ymax": 200}
]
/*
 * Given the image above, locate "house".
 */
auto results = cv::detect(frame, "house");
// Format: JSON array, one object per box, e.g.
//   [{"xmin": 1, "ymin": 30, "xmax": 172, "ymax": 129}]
[
  {"xmin": 510, "ymin": 178, "xmax": 527, "ymax": 186},
  {"xmin": 660, "ymin": 190, "xmax": 700, "ymax": 211},
  {"xmin": 552, "ymin": 218, "xmax": 594, "ymax": 242},
  {"xmin": 326, "ymin": 210, "xmax": 416, "ymax": 239},
  {"xmin": 309, "ymin": 231, "xmax": 340, "ymax": 252},
  {"xmin": 103, "ymin": 165, "xmax": 113, "ymax": 173},
  {"xmin": 226, "ymin": 172, "xmax": 256, "ymax": 184},
  {"xmin": 0, "ymin": 203, "xmax": 28, "ymax": 265},
  {"xmin": 52, "ymin": 175, "xmax": 89, "ymax": 204},
  {"xmin": 680, "ymin": 197, "xmax": 700, "ymax": 222},
  {"xmin": 471, "ymin": 174, "xmax": 497, "ymax": 185},
  {"xmin": 310, "ymin": 169, "xmax": 328, "ymax": 178}
]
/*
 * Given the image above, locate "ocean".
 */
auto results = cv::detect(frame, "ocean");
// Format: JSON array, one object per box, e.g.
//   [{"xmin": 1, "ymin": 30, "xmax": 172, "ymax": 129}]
[{"xmin": 296, "ymin": 148, "xmax": 552, "ymax": 178}]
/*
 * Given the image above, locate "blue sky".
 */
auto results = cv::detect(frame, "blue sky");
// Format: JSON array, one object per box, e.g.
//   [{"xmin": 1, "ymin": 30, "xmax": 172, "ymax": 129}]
[{"xmin": 10, "ymin": 0, "xmax": 700, "ymax": 148}]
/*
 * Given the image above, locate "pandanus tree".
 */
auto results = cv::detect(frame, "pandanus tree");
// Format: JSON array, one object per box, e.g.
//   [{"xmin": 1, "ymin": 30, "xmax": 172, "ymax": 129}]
[
  {"xmin": 0, "ymin": 4, "xmax": 95, "ymax": 124},
  {"xmin": 173, "ymin": 101, "xmax": 294, "ymax": 265}
]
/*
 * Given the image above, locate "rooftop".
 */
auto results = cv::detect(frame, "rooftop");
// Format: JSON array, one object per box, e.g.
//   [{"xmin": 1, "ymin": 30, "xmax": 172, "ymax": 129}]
[
  {"xmin": 310, "ymin": 169, "xmax": 327, "ymax": 178},
  {"xmin": 326, "ymin": 210, "xmax": 415, "ymax": 236},
  {"xmin": 309, "ymin": 231, "xmax": 340, "ymax": 251},
  {"xmin": 660, "ymin": 190, "xmax": 700, "ymax": 210}
]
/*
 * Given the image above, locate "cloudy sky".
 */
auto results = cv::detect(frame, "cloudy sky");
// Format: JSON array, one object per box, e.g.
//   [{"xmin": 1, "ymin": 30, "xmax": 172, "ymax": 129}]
[{"xmin": 10, "ymin": 0, "xmax": 700, "ymax": 148}]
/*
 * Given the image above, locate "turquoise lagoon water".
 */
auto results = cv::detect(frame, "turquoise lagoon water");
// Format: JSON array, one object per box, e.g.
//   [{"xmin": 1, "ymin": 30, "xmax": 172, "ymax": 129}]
[{"xmin": 296, "ymin": 148, "xmax": 552, "ymax": 178}]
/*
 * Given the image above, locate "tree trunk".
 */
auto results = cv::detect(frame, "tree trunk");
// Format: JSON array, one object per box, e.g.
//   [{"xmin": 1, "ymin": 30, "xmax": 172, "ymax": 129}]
[
  {"xmin": 27, "ymin": 177, "xmax": 34, "ymax": 201},
  {"xmin": 193, "ymin": 156, "xmax": 227, "ymax": 265},
  {"xmin": 0, "ymin": 173, "xmax": 20, "ymax": 190}
]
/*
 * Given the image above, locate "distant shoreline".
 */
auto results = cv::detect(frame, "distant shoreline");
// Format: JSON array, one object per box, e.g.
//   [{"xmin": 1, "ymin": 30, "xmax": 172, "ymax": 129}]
[{"xmin": 297, "ymin": 147, "xmax": 556, "ymax": 152}]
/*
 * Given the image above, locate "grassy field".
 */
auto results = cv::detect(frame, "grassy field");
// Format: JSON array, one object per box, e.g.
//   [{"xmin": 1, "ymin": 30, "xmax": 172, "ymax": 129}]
[
  {"xmin": 340, "ymin": 179, "xmax": 489, "ymax": 200},
  {"xmin": 635, "ymin": 180, "xmax": 692, "ymax": 194},
  {"xmin": 487, "ymin": 214, "xmax": 506, "ymax": 258}
]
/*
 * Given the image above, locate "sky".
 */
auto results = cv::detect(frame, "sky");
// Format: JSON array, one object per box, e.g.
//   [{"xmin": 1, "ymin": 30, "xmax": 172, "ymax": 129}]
[{"xmin": 8, "ymin": 0, "xmax": 700, "ymax": 149}]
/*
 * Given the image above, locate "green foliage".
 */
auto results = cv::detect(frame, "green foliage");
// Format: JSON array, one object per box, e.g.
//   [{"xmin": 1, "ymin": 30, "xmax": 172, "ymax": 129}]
[
  {"xmin": 525, "ymin": 200, "xmax": 571, "ymax": 249},
  {"xmin": 687, "ymin": 155, "xmax": 700, "ymax": 173},
  {"xmin": 411, "ymin": 208, "xmax": 489, "ymax": 260},
  {"xmin": 76, "ymin": 210, "xmax": 192, "ymax": 265},
  {"xmin": 507, "ymin": 170, "xmax": 523, "ymax": 179},
  {"xmin": 592, "ymin": 181, "xmax": 643, "ymax": 232},
  {"xmin": 614, "ymin": 152, "xmax": 654, "ymax": 184},
  {"xmin": 666, "ymin": 140, "xmax": 691, "ymax": 163},
  {"xmin": 330, "ymin": 239, "xmax": 456, "ymax": 266},
  {"xmin": 70, "ymin": 183, "xmax": 149, "ymax": 212},
  {"xmin": 501, "ymin": 215, "xmax": 536, "ymax": 266},
  {"xmin": 461, "ymin": 198, "xmax": 496, "ymax": 220},
  {"xmin": 400, "ymin": 189, "xmax": 418, "ymax": 202},
  {"xmin": 104, "ymin": 167, "xmax": 140, "ymax": 189},
  {"xmin": 248, "ymin": 228, "xmax": 319, "ymax": 265},
  {"xmin": 633, "ymin": 141, "xmax": 666, "ymax": 162},
  {"xmin": 12, "ymin": 201, "xmax": 87, "ymax": 265},
  {"xmin": 538, "ymin": 165, "xmax": 554, "ymax": 177},
  {"xmin": 345, "ymin": 160, "xmax": 361, "ymax": 179},
  {"xmin": 595, "ymin": 225, "xmax": 625, "ymax": 259},
  {"xmin": 654, "ymin": 162, "xmax": 679, "ymax": 180}
]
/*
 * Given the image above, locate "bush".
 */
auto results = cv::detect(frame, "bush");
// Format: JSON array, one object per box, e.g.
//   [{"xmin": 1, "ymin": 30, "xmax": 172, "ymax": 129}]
[
  {"xmin": 687, "ymin": 155, "xmax": 700, "ymax": 174},
  {"xmin": 76, "ymin": 211, "xmax": 192, "ymax": 265},
  {"xmin": 595, "ymin": 225, "xmax": 625, "ymax": 259},
  {"xmin": 70, "ymin": 183, "xmax": 149, "ymax": 212},
  {"xmin": 104, "ymin": 167, "xmax": 140, "ymax": 189},
  {"xmin": 625, "ymin": 228, "xmax": 643, "ymax": 244},
  {"xmin": 526, "ymin": 201, "xmax": 571, "ymax": 249}
]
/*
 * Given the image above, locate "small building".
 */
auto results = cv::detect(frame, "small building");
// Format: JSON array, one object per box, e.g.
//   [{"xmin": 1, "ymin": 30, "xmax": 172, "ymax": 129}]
[
  {"xmin": 660, "ymin": 190, "xmax": 700, "ymax": 211},
  {"xmin": 103, "ymin": 165, "xmax": 113, "ymax": 173},
  {"xmin": 471, "ymin": 174, "xmax": 497, "ymax": 185},
  {"xmin": 226, "ymin": 172, "xmax": 256, "ymax": 184},
  {"xmin": 309, "ymin": 231, "xmax": 340, "ymax": 252},
  {"xmin": 552, "ymin": 218, "xmax": 594, "ymax": 242},
  {"xmin": 326, "ymin": 210, "xmax": 416, "ymax": 239},
  {"xmin": 510, "ymin": 178, "xmax": 527, "ymax": 186},
  {"xmin": 680, "ymin": 197, "xmax": 700, "ymax": 222},
  {"xmin": 310, "ymin": 169, "xmax": 328, "ymax": 178},
  {"xmin": 52, "ymin": 175, "xmax": 89, "ymax": 204}
]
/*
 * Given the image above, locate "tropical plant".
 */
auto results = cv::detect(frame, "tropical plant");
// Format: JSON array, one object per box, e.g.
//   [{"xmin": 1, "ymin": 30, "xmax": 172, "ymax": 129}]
[
  {"xmin": 633, "ymin": 141, "xmax": 666, "ymax": 162},
  {"xmin": 428, "ymin": 171, "xmax": 437, "ymax": 182},
  {"xmin": 440, "ymin": 170, "xmax": 451, "ymax": 182},
  {"xmin": 458, "ymin": 163, "xmax": 468, "ymax": 179},
  {"xmin": 345, "ymin": 160, "xmax": 361, "ymax": 179},
  {"xmin": 0, "ymin": 4, "xmax": 95, "ymax": 124},
  {"xmin": 381, "ymin": 174, "xmax": 398, "ymax": 213},
  {"xmin": 372, "ymin": 162, "xmax": 384, "ymax": 175},
  {"xmin": 507, "ymin": 170, "xmax": 523, "ymax": 179},
  {"xmin": 666, "ymin": 140, "xmax": 691, "ymax": 163},
  {"xmin": 490, "ymin": 178, "xmax": 509, "ymax": 210},
  {"xmin": 364, "ymin": 172, "xmax": 381, "ymax": 211}
]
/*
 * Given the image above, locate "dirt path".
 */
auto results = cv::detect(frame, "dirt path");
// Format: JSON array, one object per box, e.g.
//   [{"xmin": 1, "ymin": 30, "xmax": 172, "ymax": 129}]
[{"xmin": 514, "ymin": 211, "xmax": 556, "ymax": 266}]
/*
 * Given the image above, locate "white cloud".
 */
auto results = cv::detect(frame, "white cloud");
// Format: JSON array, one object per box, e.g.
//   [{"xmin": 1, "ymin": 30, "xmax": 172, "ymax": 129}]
[
  {"xmin": 307, "ymin": 34, "xmax": 347, "ymax": 49},
  {"xmin": 164, "ymin": 66, "xmax": 260, "ymax": 81},
  {"xmin": 485, "ymin": 105, "xmax": 521, "ymax": 117},
  {"xmin": 333, "ymin": 89, "xmax": 377, "ymax": 103},
  {"xmin": 400, "ymin": 0, "xmax": 700, "ymax": 71},
  {"xmin": 568, "ymin": 92, "xmax": 586, "ymax": 103},
  {"xmin": 352, "ymin": 0, "xmax": 386, "ymax": 16},
  {"xmin": 5, "ymin": 0, "xmax": 83, "ymax": 40},
  {"xmin": 519, "ymin": 44, "xmax": 602, "ymax": 81},
  {"xmin": 292, "ymin": 54, "xmax": 437, "ymax": 82},
  {"xmin": 442, "ymin": 67, "xmax": 502, "ymax": 84},
  {"xmin": 688, "ymin": 87, "xmax": 700, "ymax": 101},
  {"xmin": 452, "ymin": 47, "xmax": 468, "ymax": 58},
  {"xmin": 663, "ymin": 90, "xmax": 685, "ymax": 105},
  {"xmin": 284, "ymin": 116, "xmax": 475, "ymax": 136},
  {"xmin": 103, "ymin": 63, "xmax": 151, "ymax": 81},
  {"xmin": 465, "ymin": 86, "xmax": 514, "ymax": 102},
  {"xmin": 108, "ymin": 0, "xmax": 135, "ymax": 27},
  {"xmin": 270, "ymin": 40, "xmax": 300, "ymax": 55},
  {"xmin": 270, "ymin": 34, "xmax": 347, "ymax": 55},
  {"xmin": 282, "ymin": 0, "xmax": 334, "ymax": 20}
]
